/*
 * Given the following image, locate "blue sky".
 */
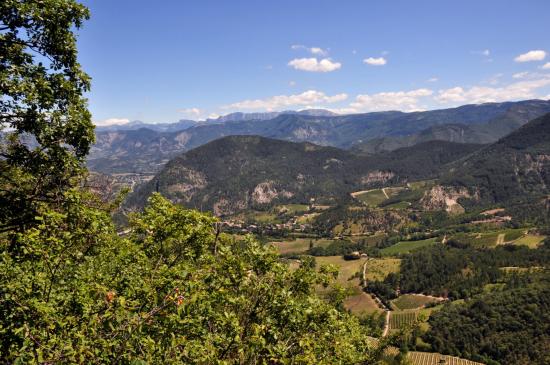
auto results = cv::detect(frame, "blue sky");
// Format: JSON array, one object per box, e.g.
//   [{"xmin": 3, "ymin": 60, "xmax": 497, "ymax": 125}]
[{"xmin": 77, "ymin": 0, "xmax": 550, "ymax": 125}]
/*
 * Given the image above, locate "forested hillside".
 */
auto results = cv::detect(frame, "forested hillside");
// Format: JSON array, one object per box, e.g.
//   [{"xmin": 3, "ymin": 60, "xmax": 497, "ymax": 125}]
[
  {"xmin": 439, "ymin": 112, "xmax": 550, "ymax": 220},
  {"xmin": 126, "ymin": 136, "xmax": 482, "ymax": 215}
]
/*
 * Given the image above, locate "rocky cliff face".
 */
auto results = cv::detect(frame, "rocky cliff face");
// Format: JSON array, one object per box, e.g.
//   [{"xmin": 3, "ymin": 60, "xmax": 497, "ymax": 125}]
[{"xmin": 420, "ymin": 185, "xmax": 478, "ymax": 214}]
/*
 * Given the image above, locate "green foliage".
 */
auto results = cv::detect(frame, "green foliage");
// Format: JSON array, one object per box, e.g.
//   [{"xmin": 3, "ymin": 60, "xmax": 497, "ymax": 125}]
[
  {"xmin": 1, "ymin": 193, "xmax": 381, "ymax": 363},
  {"xmin": 0, "ymin": 0, "xmax": 95, "ymax": 232},
  {"xmin": 424, "ymin": 285, "xmax": 550, "ymax": 365}
]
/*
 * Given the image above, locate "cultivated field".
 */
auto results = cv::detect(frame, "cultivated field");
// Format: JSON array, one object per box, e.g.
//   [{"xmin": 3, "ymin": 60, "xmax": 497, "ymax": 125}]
[
  {"xmin": 391, "ymin": 294, "xmax": 441, "ymax": 310},
  {"xmin": 388, "ymin": 310, "xmax": 418, "ymax": 332},
  {"xmin": 511, "ymin": 234, "xmax": 546, "ymax": 248},
  {"xmin": 352, "ymin": 187, "xmax": 407, "ymax": 207},
  {"xmin": 269, "ymin": 238, "xmax": 334, "ymax": 255},
  {"xmin": 315, "ymin": 256, "xmax": 367, "ymax": 288},
  {"xmin": 408, "ymin": 352, "xmax": 484, "ymax": 365},
  {"xmin": 343, "ymin": 292, "xmax": 382, "ymax": 315},
  {"xmin": 381, "ymin": 238, "xmax": 438, "ymax": 256},
  {"xmin": 364, "ymin": 258, "xmax": 401, "ymax": 281},
  {"xmin": 449, "ymin": 229, "xmax": 544, "ymax": 248}
]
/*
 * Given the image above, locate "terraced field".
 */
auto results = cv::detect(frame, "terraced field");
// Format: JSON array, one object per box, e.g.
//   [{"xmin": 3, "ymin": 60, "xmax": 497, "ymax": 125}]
[{"xmin": 408, "ymin": 351, "xmax": 484, "ymax": 365}]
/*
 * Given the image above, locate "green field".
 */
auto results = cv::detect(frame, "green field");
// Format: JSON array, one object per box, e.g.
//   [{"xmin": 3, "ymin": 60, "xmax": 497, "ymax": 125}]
[
  {"xmin": 391, "ymin": 294, "xmax": 440, "ymax": 310},
  {"xmin": 243, "ymin": 210, "xmax": 280, "ymax": 223},
  {"xmin": 384, "ymin": 201, "xmax": 411, "ymax": 209},
  {"xmin": 269, "ymin": 238, "xmax": 334, "ymax": 255},
  {"xmin": 389, "ymin": 310, "xmax": 418, "ymax": 331},
  {"xmin": 511, "ymin": 234, "xmax": 546, "ymax": 248},
  {"xmin": 295, "ymin": 212, "xmax": 320, "ymax": 224},
  {"xmin": 315, "ymin": 256, "xmax": 367, "ymax": 288},
  {"xmin": 364, "ymin": 258, "xmax": 401, "ymax": 281},
  {"xmin": 354, "ymin": 189, "xmax": 388, "ymax": 206},
  {"xmin": 381, "ymin": 238, "xmax": 438, "ymax": 256},
  {"xmin": 276, "ymin": 204, "xmax": 309, "ymax": 215},
  {"xmin": 449, "ymin": 229, "xmax": 543, "ymax": 248},
  {"xmin": 408, "ymin": 180, "xmax": 436, "ymax": 190}
]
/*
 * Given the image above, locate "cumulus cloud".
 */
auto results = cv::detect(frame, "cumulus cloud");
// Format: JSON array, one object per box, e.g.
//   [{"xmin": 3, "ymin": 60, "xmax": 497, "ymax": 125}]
[
  {"xmin": 514, "ymin": 50, "xmax": 546, "ymax": 63},
  {"xmin": 542, "ymin": 62, "xmax": 550, "ymax": 70},
  {"xmin": 349, "ymin": 88, "xmax": 433, "ymax": 112},
  {"xmin": 94, "ymin": 118, "xmax": 130, "ymax": 126},
  {"xmin": 288, "ymin": 58, "xmax": 341, "ymax": 72},
  {"xmin": 363, "ymin": 57, "xmax": 387, "ymax": 66},
  {"xmin": 435, "ymin": 76, "xmax": 550, "ymax": 104},
  {"xmin": 223, "ymin": 90, "xmax": 348, "ymax": 111}
]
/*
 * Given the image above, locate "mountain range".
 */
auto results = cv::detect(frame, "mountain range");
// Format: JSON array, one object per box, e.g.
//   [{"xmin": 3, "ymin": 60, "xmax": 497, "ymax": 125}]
[
  {"xmin": 125, "ymin": 110, "xmax": 550, "ymax": 221},
  {"xmin": 89, "ymin": 99, "xmax": 550, "ymax": 175}
]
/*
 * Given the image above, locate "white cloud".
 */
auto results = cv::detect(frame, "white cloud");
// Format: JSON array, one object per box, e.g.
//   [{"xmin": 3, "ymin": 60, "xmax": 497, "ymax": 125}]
[
  {"xmin": 310, "ymin": 47, "xmax": 327, "ymax": 56},
  {"xmin": 541, "ymin": 62, "xmax": 550, "ymax": 70},
  {"xmin": 94, "ymin": 118, "xmax": 130, "ymax": 126},
  {"xmin": 178, "ymin": 107, "xmax": 201, "ymax": 116},
  {"xmin": 435, "ymin": 76, "xmax": 550, "ymax": 104},
  {"xmin": 289, "ymin": 80, "xmax": 296, "ymax": 87},
  {"xmin": 223, "ymin": 90, "xmax": 348, "ymax": 111},
  {"xmin": 177, "ymin": 108, "xmax": 203, "ymax": 119},
  {"xmin": 514, "ymin": 50, "xmax": 546, "ymax": 63},
  {"xmin": 512, "ymin": 71, "xmax": 529, "ymax": 79},
  {"xmin": 288, "ymin": 58, "xmax": 341, "ymax": 72},
  {"xmin": 427, "ymin": 77, "xmax": 439, "ymax": 83},
  {"xmin": 291, "ymin": 44, "xmax": 328, "ymax": 56},
  {"xmin": 363, "ymin": 57, "xmax": 387, "ymax": 66},
  {"xmin": 349, "ymin": 88, "xmax": 433, "ymax": 112}
]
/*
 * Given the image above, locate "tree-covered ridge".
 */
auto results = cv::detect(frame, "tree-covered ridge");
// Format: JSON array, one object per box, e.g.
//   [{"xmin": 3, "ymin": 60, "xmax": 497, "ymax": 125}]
[{"xmin": 127, "ymin": 135, "xmax": 482, "ymax": 216}]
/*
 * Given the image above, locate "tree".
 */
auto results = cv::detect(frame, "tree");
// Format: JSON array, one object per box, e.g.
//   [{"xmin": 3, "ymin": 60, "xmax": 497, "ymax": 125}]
[
  {"xmin": 0, "ymin": 0, "xmax": 94, "ymax": 232},
  {"xmin": 1, "ymin": 194, "xmax": 383, "ymax": 363}
]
